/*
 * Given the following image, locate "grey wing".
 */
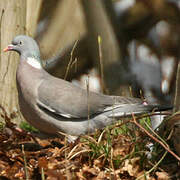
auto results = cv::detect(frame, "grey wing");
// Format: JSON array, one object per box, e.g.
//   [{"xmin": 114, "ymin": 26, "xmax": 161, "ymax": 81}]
[
  {"xmin": 36, "ymin": 75, "xmax": 146, "ymax": 119},
  {"xmin": 36, "ymin": 99, "xmax": 76, "ymax": 118},
  {"xmin": 110, "ymin": 96, "xmax": 143, "ymax": 104},
  {"xmin": 36, "ymin": 77, "xmax": 114, "ymax": 119}
]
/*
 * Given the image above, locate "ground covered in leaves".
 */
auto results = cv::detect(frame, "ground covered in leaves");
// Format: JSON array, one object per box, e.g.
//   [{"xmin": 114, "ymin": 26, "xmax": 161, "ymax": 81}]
[{"xmin": 0, "ymin": 117, "xmax": 179, "ymax": 180}]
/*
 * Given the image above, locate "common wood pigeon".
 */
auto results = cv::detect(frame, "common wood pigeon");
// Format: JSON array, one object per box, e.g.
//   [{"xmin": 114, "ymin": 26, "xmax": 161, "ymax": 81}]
[{"xmin": 3, "ymin": 35, "xmax": 171, "ymax": 140}]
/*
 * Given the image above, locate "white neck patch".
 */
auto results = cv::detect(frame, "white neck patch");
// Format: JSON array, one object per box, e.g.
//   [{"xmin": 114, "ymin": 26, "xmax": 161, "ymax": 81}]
[{"xmin": 27, "ymin": 57, "xmax": 42, "ymax": 69}]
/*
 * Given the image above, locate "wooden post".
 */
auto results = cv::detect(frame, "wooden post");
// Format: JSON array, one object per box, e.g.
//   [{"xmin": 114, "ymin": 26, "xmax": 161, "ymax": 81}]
[
  {"xmin": 26, "ymin": 0, "xmax": 42, "ymax": 37},
  {"xmin": 0, "ymin": 0, "xmax": 26, "ymax": 124}
]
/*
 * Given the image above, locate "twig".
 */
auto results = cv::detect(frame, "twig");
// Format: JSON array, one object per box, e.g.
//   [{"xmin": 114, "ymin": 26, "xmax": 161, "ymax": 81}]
[
  {"xmin": 108, "ymin": 112, "xmax": 171, "ymax": 131},
  {"xmin": 97, "ymin": 129, "xmax": 106, "ymax": 144},
  {"xmin": 110, "ymin": 148, "xmax": 115, "ymax": 171},
  {"xmin": 70, "ymin": 57, "xmax": 78, "ymax": 73},
  {"xmin": 67, "ymin": 144, "xmax": 79, "ymax": 159},
  {"xmin": 129, "ymin": 86, "xmax": 133, "ymax": 97},
  {"xmin": 64, "ymin": 39, "xmax": 79, "ymax": 80},
  {"xmin": 133, "ymin": 112, "xmax": 171, "ymax": 121},
  {"xmin": 144, "ymin": 121, "xmax": 168, "ymax": 146},
  {"xmin": 83, "ymin": 134, "xmax": 98, "ymax": 144},
  {"xmin": 131, "ymin": 113, "xmax": 180, "ymax": 161},
  {"xmin": 139, "ymin": 89, "xmax": 144, "ymax": 100},
  {"xmin": 68, "ymin": 149, "xmax": 92, "ymax": 160},
  {"xmin": 98, "ymin": 35, "xmax": 106, "ymax": 93},
  {"xmin": 86, "ymin": 75, "xmax": 90, "ymax": 134},
  {"xmin": 41, "ymin": 167, "xmax": 45, "ymax": 180},
  {"xmin": 22, "ymin": 145, "xmax": 29, "ymax": 180}
]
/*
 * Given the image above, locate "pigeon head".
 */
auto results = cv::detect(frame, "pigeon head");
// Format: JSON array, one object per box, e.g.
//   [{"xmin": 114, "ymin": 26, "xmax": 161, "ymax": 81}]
[
  {"xmin": 4, "ymin": 35, "xmax": 42, "ymax": 68},
  {"xmin": 4, "ymin": 35, "xmax": 41, "ymax": 60}
]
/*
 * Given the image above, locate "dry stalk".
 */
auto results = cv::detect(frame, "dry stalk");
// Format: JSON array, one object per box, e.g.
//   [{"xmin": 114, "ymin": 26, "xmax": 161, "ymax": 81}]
[
  {"xmin": 98, "ymin": 35, "xmax": 106, "ymax": 93},
  {"xmin": 70, "ymin": 57, "xmax": 78, "ymax": 73},
  {"xmin": 64, "ymin": 39, "xmax": 78, "ymax": 79},
  {"xmin": 86, "ymin": 75, "xmax": 90, "ymax": 135},
  {"xmin": 22, "ymin": 144, "xmax": 29, "ymax": 180}
]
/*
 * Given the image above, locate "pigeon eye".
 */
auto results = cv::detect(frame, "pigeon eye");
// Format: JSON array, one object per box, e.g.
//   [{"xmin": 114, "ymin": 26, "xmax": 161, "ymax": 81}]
[{"xmin": 19, "ymin": 41, "xmax": 23, "ymax": 45}]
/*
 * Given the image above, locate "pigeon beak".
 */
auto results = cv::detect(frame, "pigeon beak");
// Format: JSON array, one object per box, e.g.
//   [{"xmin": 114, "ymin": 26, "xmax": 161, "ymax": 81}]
[{"xmin": 3, "ymin": 44, "xmax": 14, "ymax": 52}]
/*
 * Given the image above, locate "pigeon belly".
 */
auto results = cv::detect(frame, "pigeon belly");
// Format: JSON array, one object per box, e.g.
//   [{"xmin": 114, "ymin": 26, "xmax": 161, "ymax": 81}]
[
  {"xmin": 15, "ymin": 61, "xmax": 92, "ymax": 135},
  {"xmin": 16, "ymin": 61, "xmax": 59, "ymax": 135}
]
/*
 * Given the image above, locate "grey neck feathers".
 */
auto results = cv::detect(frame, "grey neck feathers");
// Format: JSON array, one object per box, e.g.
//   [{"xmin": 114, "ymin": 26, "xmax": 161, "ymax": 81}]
[{"xmin": 21, "ymin": 50, "xmax": 42, "ymax": 65}]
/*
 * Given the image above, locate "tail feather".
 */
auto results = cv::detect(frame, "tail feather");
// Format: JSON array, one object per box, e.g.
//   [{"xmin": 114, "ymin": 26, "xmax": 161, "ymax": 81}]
[
  {"xmin": 106, "ymin": 104, "xmax": 172, "ymax": 118},
  {"xmin": 151, "ymin": 104, "xmax": 173, "ymax": 111}
]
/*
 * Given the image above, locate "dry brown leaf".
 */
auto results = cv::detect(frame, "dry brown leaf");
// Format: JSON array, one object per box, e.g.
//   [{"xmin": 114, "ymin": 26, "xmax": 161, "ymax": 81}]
[
  {"xmin": 113, "ymin": 145, "xmax": 130, "ymax": 156},
  {"xmin": 156, "ymin": 171, "xmax": 170, "ymax": 180},
  {"xmin": 95, "ymin": 171, "xmax": 107, "ymax": 180},
  {"xmin": 14, "ymin": 168, "xmax": 25, "ymax": 179},
  {"xmin": 38, "ymin": 156, "xmax": 48, "ymax": 169},
  {"xmin": 136, "ymin": 171, "xmax": 155, "ymax": 180},
  {"xmin": 119, "ymin": 157, "xmax": 140, "ymax": 177},
  {"xmin": 48, "ymin": 158, "xmax": 59, "ymax": 169},
  {"xmin": 49, "ymin": 147, "xmax": 62, "ymax": 157},
  {"xmin": 83, "ymin": 164, "xmax": 99, "ymax": 175},
  {"xmin": 93, "ymin": 159, "xmax": 104, "ymax": 169},
  {"xmin": 76, "ymin": 171, "xmax": 86, "ymax": 180}
]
